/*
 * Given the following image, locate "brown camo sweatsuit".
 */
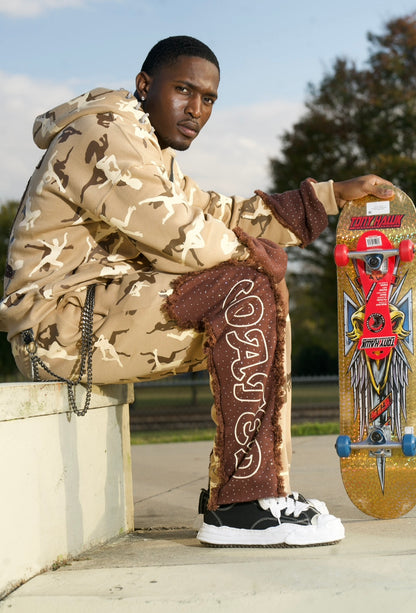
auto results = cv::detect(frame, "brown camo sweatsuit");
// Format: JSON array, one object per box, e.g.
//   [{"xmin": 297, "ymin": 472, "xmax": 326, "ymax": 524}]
[{"xmin": 0, "ymin": 88, "xmax": 338, "ymax": 505}]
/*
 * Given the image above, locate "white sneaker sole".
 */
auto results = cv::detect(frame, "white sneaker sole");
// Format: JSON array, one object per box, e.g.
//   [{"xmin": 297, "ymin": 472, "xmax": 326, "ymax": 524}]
[{"xmin": 197, "ymin": 514, "xmax": 345, "ymax": 548}]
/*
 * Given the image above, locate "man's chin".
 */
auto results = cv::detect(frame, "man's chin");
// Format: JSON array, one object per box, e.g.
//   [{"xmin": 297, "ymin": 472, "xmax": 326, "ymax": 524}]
[
  {"xmin": 170, "ymin": 139, "xmax": 192, "ymax": 152},
  {"xmin": 157, "ymin": 132, "xmax": 194, "ymax": 151}
]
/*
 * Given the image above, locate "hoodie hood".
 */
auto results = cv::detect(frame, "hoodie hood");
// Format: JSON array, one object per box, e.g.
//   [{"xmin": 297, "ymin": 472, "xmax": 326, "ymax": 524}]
[{"xmin": 33, "ymin": 87, "xmax": 153, "ymax": 149}]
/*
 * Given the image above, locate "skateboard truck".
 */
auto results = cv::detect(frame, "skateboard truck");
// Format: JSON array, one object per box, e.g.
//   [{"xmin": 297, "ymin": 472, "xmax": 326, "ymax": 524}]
[
  {"xmin": 334, "ymin": 239, "xmax": 415, "ymax": 268},
  {"xmin": 335, "ymin": 426, "xmax": 416, "ymax": 458}
]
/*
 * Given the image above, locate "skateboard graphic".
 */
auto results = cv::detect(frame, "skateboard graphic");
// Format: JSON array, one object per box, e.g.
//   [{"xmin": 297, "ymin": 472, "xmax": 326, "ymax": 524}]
[{"xmin": 334, "ymin": 186, "xmax": 416, "ymax": 518}]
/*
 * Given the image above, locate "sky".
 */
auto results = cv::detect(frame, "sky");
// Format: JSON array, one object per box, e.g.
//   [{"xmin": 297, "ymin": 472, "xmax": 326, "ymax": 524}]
[{"xmin": 1, "ymin": 0, "xmax": 416, "ymax": 202}]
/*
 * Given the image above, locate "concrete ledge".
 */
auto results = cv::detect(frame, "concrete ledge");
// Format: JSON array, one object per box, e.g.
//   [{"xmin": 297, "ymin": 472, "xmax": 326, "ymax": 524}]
[{"xmin": 0, "ymin": 381, "xmax": 134, "ymax": 599}]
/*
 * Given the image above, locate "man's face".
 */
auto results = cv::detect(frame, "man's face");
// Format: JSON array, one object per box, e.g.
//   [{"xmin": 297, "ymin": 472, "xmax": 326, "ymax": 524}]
[{"xmin": 136, "ymin": 56, "xmax": 219, "ymax": 150}]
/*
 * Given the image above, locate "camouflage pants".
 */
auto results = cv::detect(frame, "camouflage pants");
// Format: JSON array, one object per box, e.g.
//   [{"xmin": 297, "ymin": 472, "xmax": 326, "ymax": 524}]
[
  {"xmin": 12, "ymin": 268, "xmax": 208, "ymax": 384},
  {"xmin": 12, "ymin": 263, "xmax": 293, "ymax": 503}
]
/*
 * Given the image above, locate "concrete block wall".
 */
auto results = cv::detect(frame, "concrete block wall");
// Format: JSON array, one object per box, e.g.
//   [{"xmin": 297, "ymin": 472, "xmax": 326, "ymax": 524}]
[{"xmin": 0, "ymin": 381, "xmax": 134, "ymax": 598}]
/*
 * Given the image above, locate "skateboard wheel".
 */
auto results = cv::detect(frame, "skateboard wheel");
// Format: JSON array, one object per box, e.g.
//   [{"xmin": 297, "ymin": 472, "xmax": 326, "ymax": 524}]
[
  {"xmin": 334, "ymin": 244, "xmax": 349, "ymax": 267},
  {"xmin": 335, "ymin": 435, "xmax": 351, "ymax": 458},
  {"xmin": 399, "ymin": 239, "xmax": 414, "ymax": 262},
  {"xmin": 402, "ymin": 433, "xmax": 416, "ymax": 457}
]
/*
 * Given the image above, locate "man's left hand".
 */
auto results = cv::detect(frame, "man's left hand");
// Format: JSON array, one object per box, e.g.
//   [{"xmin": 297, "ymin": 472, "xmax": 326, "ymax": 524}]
[{"xmin": 333, "ymin": 174, "xmax": 395, "ymax": 209}]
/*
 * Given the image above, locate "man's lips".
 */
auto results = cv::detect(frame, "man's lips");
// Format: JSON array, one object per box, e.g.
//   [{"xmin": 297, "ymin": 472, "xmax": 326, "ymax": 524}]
[{"xmin": 177, "ymin": 121, "xmax": 200, "ymax": 138}]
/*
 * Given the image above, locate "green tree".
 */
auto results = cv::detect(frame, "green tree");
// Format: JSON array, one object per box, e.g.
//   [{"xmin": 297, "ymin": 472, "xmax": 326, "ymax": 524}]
[
  {"xmin": 270, "ymin": 13, "xmax": 416, "ymax": 375},
  {"xmin": 0, "ymin": 200, "xmax": 20, "ymax": 378}
]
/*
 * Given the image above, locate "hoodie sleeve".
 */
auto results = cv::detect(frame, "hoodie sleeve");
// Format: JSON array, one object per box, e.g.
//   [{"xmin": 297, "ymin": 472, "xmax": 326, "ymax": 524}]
[
  {"xmin": 176, "ymin": 166, "xmax": 338, "ymax": 248},
  {"xmin": 254, "ymin": 179, "xmax": 329, "ymax": 247}
]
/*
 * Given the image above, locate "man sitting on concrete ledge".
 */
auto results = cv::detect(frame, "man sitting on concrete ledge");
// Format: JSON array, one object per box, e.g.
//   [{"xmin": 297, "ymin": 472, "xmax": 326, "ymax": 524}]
[{"xmin": 0, "ymin": 35, "xmax": 394, "ymax": 547}]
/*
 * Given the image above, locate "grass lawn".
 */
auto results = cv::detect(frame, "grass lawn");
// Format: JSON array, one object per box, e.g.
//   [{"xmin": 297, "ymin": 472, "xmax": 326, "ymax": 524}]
[
  {"xmin": 130, "ymin": 421, "xmax": 340, "ymax": 445},
  {"xmin": 130, "ymin": 378, "xmax": 340, "ymax": 444},
  {"xmin": 132, "ymin": 381, "xmax": 339, "ymax": 409}
]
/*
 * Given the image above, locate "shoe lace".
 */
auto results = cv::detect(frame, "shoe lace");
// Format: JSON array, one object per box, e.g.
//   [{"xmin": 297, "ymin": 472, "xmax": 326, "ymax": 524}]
[{"xmin": 259, "ymin": 495, "xmax": 310, "ymax": 520}]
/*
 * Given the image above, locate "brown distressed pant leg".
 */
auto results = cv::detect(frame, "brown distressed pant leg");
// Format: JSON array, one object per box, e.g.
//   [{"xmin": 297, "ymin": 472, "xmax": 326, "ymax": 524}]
[{"xmin": 165, "ymin": 261, "xmax": 290, "ymax": 510}]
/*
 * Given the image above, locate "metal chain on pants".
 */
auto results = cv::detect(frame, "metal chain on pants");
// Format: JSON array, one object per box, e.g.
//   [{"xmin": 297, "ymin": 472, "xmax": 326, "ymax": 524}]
[{"xmin": 21, "ymin": 284, "xmax": 96, "ymax": 416}]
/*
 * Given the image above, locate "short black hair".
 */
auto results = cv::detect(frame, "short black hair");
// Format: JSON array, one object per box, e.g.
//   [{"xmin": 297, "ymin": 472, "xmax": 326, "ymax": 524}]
[{"xmin": 141, "ymin": 35, "xmax": 220, "ymax": 76}]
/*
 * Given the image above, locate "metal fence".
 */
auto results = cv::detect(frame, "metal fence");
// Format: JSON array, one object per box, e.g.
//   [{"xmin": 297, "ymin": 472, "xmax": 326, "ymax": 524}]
[{"xmin": 130, "ymin": 373, "xmax": 340, "ymax": 431}]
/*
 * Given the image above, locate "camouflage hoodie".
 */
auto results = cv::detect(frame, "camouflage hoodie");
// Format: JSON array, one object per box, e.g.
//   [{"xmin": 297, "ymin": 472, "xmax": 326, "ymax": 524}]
[{"xmin": 0, "ymin": 88, "xmax": 337, "ymax": 338}]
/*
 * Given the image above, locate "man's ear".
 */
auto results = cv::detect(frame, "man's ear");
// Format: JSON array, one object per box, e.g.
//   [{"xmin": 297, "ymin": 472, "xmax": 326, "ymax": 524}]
[{"xmin": 135, "ymin": 71, "xmax": 152, "ymax": 100}]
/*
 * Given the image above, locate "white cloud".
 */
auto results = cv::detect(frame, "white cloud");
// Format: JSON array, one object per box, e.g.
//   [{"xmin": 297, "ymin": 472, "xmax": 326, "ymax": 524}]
[
  {"xmin": 0, "ymin": 71, "xmax": 305, "ymax": 203},
  {"xmin": 0, "ymin": 0, "xmax": 114, "ymax": 17},
  {"xmin": 0, "ymin": 71, "xmax": 76, "ymax": 202},
  {"xmin": 0, "ymin": 0, "xmax": 81, "ymax": 17},
  {"xmin": 176, "ymin": 99, "xmax": 305, "ymax": 198}
]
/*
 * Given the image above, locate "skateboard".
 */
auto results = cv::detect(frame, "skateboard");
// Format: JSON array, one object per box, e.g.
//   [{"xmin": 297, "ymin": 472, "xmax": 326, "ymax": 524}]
[{"xmin": 334, "ymin": 186, "xmax": 416, "ymax": 518}]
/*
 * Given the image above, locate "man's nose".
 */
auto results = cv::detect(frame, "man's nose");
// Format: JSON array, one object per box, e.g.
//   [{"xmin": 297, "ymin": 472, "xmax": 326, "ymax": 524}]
[{"xmin": 185, "ymin": 95, "xmax": 202, "ymax": 118}]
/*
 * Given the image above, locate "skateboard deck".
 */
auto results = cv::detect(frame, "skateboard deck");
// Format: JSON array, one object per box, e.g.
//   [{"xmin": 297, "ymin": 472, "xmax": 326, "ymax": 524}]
[{"xmin": 335, "ymin": 186, "xmax": 416, "ymax": 518}]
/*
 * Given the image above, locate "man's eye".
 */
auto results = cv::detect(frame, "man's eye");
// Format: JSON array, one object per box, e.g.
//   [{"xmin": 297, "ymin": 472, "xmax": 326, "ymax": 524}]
[
  {"xmin": 176, "ymin": 86, "xmax": 189, "ymax": 94},
  {"xmin": 204, "ymin": 97, "xmax": 215, "ymax": 105}
]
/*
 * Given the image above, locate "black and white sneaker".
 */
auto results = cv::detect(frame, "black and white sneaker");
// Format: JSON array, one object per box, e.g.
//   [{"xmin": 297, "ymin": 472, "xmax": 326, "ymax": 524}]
[
  {"xmin": 197, "ymin": 490, "xmax": 344, "ymax": 547},
  {"xmin": 289, "ymin": 491, "xmax": 329, "ymax": 515}
]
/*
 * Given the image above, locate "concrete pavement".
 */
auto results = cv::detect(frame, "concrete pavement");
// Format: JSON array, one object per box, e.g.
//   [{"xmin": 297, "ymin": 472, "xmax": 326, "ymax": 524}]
[{"xmin": 2, "ymin": 435, "xmax": 416, "ymax": 611}]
